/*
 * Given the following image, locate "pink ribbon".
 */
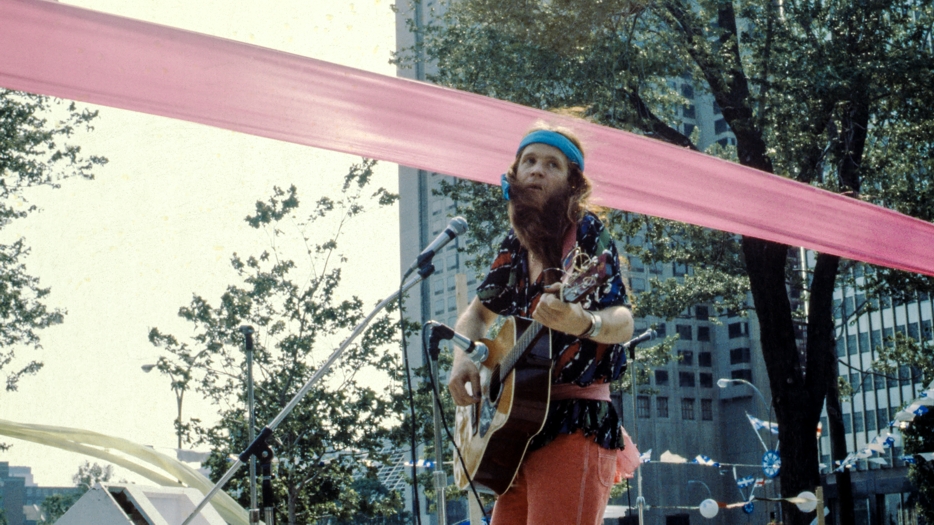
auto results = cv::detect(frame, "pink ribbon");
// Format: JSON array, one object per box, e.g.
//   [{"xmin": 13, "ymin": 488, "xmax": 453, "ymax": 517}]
[{"xmin": 2, "ymin": 0, "xmax": 932, "ymax": 275}]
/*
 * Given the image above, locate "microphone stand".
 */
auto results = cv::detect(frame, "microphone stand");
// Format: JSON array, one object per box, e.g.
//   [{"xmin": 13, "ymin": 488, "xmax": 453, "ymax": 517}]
[
  {"xmin": 425, "ymin": 324, "xmax": 448, "ymax": 525},
  {"xmin": 627, "ymin": 338, "xmax": 646, "ymax": 525},
  {"xmin": 240, "ymin": 326, "xmax": 259, "ymax": 524},
  {"xmin": 180, "ymin": 267, "xmax": 433, "ymax": 525}
]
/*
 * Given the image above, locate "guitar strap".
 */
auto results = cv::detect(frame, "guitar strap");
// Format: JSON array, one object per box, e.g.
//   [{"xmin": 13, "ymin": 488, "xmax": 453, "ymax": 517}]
[{"xmin": 560, "ymin": 223, "xmax": 578, "ymax": 268}]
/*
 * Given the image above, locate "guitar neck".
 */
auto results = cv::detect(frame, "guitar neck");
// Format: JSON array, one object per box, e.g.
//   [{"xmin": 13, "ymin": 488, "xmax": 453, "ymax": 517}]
[{"xmin": 499, "ymin": 319, "xmax": 545, "ymax": 382}]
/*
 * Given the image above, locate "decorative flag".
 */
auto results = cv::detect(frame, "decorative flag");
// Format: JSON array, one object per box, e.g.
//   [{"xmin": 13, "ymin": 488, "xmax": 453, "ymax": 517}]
[
  {"xmin": 640, "ymin": 449, "xmax": 653, "ymax": 464},
  {"xmin": 816, "ymin": 421, "xmax": 822, "ymax": 438},
  {"xmin": 754, "ymin": 478, "xmax": 766, "ymax": 487},
  {"xmin": 737, "ymin": 476, "xmax": 755, "ymax": 489},
  {"xmin": 660, "ymin": 451, "xmax": 688, "ymax": 463},
  {"xmin": 404, "ymin": 459, "xmax": 436, "ymax": 468},
  {"xmin": 746, "ymin": 414, "xmax": 779, "ymax": 435},
  {"xmin": 693, "ymin": 455, "xmax": 720, "ymax": 467}
]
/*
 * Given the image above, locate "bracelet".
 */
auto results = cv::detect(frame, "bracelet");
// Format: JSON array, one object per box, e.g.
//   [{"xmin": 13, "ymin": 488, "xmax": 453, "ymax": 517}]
[{"xmin": 578, "ymin": 310, "xmax": 603, "ymax": 339}]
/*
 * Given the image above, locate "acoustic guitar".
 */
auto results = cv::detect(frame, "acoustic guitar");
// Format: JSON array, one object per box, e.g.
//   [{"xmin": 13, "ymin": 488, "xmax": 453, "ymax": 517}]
[{"xmin": 453, "ymin": 250, "xmax": 610, "ymax": 495}]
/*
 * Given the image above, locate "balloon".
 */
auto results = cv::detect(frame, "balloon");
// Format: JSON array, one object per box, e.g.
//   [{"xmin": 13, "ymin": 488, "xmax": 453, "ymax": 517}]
[
  {"xmin": 699, "ymin": 498, "xmax": 719, "ymax": 519},
  {"xmin": 795, "ymin": 491, "xmax": 818, "ymax": 513}
]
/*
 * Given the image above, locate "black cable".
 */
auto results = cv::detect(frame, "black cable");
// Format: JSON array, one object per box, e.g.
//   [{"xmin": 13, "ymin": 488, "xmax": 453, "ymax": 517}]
[
  {"xmin": 421, "ymin": 326, "xmax": 490, "ymax": 519},
  {"xmin": 398, "ymin": 283, "xmax": 422, "ymax": 525}
]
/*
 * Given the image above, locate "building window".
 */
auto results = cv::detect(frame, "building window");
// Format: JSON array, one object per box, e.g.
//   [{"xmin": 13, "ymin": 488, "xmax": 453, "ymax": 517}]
[
  {"xmin": 683, "ymin": 123, "xmax": 695, "ymax": 137},
  {"xmin": 655, "ymin": 323, "xmax": 667, "ymax": 337},
  {"xmin": 679, "ymin": 372, "xmax": 696, "ymax": 387},
  {"xmin": 715, "ymin": 118, "xmax": 729, "ymax": 134},
  {"xmin": 698, "ymin": 352, "xmax": 712, "ymax": 367},
  {"xmin": 731, "ymin": 369, "xmax": 753, "ymax": 382},
  {"xmin": 699, "ymin": 373, "xmax": 713, "ymax": 388},
  {"xmin": 701, "ymin": 399, "xmax": 713, "ymax": 420},
  {"xmin": 655, "ymin": 370, "xmax": 669, "ymax": 386},
  {"xmin": 695, "ymin": 305, "xmax": 709, "ymax": 320},
  {"xmin": 728, "ymin": 322, "xmax": 748, "ymax": 338},
  {"xmin": 673, "ymin": 263, "xmax": 688, "ymax": 277},
  {"xmin": 681, "ymin": 84, "xmax": 694, "ymax": 99},
  {"xmin": 854, "ymin": 412, "xmax": 864, "ymax": 433},
  {"xmin": 631, "ymin": 277, "xmax": 645, "ymax": 292},
  {"xmin": 676, "ymin": 325, "xmax": 692, "ymax": 341},
  {"xmin": 858, "ymin": 332, "xmax": 870, "ymax": 354},
  {"xmin": 629, "ymin": 256, "xmax": 644, "ymax": 272},
  {"xmin": 683, "ymin": 104, "xmax": 696, "ymax": 119},
  {"xmin": 682, "ymin": 398, "xmax": 695, "ymax": 420},
  {"xmin": 843, "ymin": 413, "xmax": 852, "ymax": 434},
  {"xmin": 679, "ymin": 351, "xmax": 694, "ymax": 365},
  {"xmin": 433, "ymin": 299, "xmax": 445, "ymax": 316},
  {"xmin": 730, "ymin": 347, "xmax": 751, "ymax": 364},
  {"xmin": 657, "ymin": 397, "xmax": 669, "ymax": 418},
  {"xmin": 637, "ymin": 396, "xmax": 651, "ymax": 418},
  {"xmin": 697, "ymin": 326, "xmax": 710, "ymax": 342},
  {"xmin": 866, "ymin": 409, "xmax": 876, "ymax": 432},
  {"xmin": 836, "ymin": 337, "xmax": 846, "ymax": 357}
]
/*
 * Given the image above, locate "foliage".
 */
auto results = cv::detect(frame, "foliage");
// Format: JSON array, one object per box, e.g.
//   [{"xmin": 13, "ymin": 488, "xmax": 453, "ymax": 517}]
[
  {"xmin": 873, "ymin": 331, "xmax": 934, "ymax": 521},
  {"xmin": 0, "ymin": 89, "xmax": 106, "ymax": 404},
  {"xmin": 397, "ymin": 0, "xmax": 934, "ymax": 522},
  {"xmin": 38, "ymin": 461, "xmax": 116, "ymax": 524},
  {"xmin": 148, "ymin": 160, "xmax": 409, "ymax": 525}
]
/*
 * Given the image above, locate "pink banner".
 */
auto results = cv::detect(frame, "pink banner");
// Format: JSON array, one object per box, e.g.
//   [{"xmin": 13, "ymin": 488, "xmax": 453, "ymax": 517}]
[{"xmin": 1, "ymin": 0, "xmax": 932, "ymax": 275}]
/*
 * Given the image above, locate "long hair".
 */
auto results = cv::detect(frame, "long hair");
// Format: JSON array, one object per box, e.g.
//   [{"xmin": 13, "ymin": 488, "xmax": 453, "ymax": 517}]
[
  {"xmin": 505, "ymin": 124, "xmax": 597, "ymax": 279},
  {"xmin": 504, "ymin": 124, "xmax": 596, "ymax": 225}
]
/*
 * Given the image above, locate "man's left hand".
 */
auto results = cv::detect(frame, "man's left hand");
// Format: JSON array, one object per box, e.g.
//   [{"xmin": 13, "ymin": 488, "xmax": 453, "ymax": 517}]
[{"xmin": 533, "ymin": 283, "xmax": 591, "ymax": 336}]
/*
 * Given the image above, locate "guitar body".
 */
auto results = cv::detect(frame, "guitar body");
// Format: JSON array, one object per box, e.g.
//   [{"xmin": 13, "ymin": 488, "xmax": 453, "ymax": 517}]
[{"xmin": 453, "ymin": 316, "xmax": 553, "ymax": 495}]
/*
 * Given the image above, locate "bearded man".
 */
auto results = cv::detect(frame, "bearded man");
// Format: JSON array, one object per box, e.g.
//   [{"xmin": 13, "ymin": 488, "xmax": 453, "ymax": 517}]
[{"xmin": 448, "ymin": 126, "xmax": 638, "ymax": 525}]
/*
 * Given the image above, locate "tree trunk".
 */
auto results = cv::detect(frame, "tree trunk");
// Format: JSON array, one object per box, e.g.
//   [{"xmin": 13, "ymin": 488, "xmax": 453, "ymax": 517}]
[{"xmin": 742, "ymin": 237, "xmax": 832, "ymax": 525}]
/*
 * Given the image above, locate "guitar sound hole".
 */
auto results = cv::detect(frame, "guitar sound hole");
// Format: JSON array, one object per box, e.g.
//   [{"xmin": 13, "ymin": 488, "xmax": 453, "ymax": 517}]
[{"xmin": 489, "ymin": 366, "xmax": 502, "ymax": 403}]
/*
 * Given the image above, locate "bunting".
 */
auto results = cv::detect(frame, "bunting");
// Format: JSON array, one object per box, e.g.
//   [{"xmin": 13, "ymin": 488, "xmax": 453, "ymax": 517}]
[
  {"xmin": 3, "ymin": 0, "xmax": 934, "ymax": 277},
  {"xmin": 835, "ymin": 380, "xmax": 934, "ymax": 472}
]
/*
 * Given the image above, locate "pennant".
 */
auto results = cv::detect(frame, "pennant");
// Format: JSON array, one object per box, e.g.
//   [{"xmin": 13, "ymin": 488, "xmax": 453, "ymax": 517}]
[
  {"xmin": 737, "ymin": 476, "xmax": 755, "ymax": 489},
  {"xmin": 754, "ymin": 478, "xmax": 766, "ymax": 487},
  {"xmin": 639, "ymin": 449, "xmax": 653, "ymax": 464},
  {"xmin": 659, "ymin": 451, "xmax": 688, "ymax": 464},
  {"xmin": 693, "ymin": 455, "xmax": 720, "ymax": 467},
  {"xmin": 746, "ymin": 414, "xmax": 779, "ymax": 435},
  {"xmin": 816, "ymin": 421, "xmax": 822, "ymax": 438},
  {"xmin": 404, "ymin": 459, "xmax": 436, "ymax": 468}
]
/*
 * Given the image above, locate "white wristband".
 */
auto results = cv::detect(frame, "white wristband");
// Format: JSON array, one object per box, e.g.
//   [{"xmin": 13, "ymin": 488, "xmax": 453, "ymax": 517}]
[{"xmin": 580, "ymin": 310, "xmax": 602, "ymax": 339}]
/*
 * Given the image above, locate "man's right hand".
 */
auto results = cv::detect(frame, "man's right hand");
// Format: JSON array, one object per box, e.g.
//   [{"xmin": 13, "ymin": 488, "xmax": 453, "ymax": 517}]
[{"xmin": 448, "ymin": 356, "xmax": 482, "ymax": 406}]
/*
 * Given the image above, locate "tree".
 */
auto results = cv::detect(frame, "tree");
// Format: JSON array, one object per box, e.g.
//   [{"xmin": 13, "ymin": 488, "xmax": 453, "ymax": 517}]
[
  {"xmin": 397, "ymin": 0, "xmax": 934, "ymax": 522},
  {"xmin": 38, "ymin": 461, "xmax": 116, "ymax": 524},
  {"xmin": 148, "ymin": 160, "xmax": 409, "ymax": 525},
  {"xmin": 0, "ymin": 89, "xmax": 106, "ymax": 420},
  {"xmin": 873, "ymin": 331, "xmax": 934, "ymax": 522}
]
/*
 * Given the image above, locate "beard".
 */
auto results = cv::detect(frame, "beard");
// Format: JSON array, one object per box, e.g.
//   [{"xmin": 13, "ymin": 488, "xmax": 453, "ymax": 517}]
[{"xmin": 508, "ymin": 179, "xmax": 574, "ymax": 284}]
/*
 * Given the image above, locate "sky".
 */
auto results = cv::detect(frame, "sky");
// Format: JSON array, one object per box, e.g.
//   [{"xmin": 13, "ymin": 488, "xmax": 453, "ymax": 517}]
[{"xmin": 0, "ymin": 0, "xmax": 400, "ymax": 487}]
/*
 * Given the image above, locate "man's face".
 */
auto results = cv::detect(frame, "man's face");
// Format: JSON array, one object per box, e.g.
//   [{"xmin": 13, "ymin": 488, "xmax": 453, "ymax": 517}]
[{"xmin": 515, "ymin": 143, "xmax": 570, "ymax": 206}]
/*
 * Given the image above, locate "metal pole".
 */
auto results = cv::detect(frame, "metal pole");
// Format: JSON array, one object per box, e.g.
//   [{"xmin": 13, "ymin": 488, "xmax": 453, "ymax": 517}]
[
  {"xmin": 243, "ymin": 326, "xmax": 259, "ymax": 524},
  {"xmin": 181, "ymin": 272, "xmax": 427, "ymax": 525},
  {"xmin": 630, "ymin": 356, "xmax": 644, "ymax": 525},
  {"xmin": 430, "ymin": 356, "xmax": 447, "ymax": 525}
]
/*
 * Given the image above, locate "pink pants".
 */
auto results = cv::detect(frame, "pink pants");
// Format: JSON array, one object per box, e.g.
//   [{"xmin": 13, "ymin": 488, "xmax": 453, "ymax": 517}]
[{"xmin": 490, "ymin": 431, "xmax": 616, "ymax": 525}]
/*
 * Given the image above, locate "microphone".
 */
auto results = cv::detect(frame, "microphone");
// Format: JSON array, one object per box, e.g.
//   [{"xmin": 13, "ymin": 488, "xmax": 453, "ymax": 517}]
[
  {"xmin": 624, "ymin": 329, "xmax": 658, "ymax": 348},
  {"xmin": 405, "ymin": 217, "xmax": 468, "ymax": 277},
  {"xmin": 425, "ymin": 321, "xmax": 488, "ymax": 364}
]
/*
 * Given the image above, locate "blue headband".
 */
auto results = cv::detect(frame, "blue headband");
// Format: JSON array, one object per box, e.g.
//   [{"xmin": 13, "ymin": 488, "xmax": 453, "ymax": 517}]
[{"xmin": 516, "ymin": 130, "xmax": 584, "ymax": 171}]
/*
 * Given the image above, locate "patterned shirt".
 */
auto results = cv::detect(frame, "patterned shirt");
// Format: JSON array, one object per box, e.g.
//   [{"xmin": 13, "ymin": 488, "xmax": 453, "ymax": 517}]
[{"xmin": 476, "ymin": 213, "xmax": 630, "ymax": 451}]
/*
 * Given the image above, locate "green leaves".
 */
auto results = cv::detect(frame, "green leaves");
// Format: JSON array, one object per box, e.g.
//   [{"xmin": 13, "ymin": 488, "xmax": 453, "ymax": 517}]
[{"xmin": 147, "ymin": 160, "xmax": 406, "ymax": 524}]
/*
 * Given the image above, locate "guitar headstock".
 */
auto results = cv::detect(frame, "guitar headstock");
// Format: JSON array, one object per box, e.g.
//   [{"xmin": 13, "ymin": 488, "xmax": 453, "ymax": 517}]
[{"xmin": 559, "ymin": 248, "xmax": 611, "ymax": 303}]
